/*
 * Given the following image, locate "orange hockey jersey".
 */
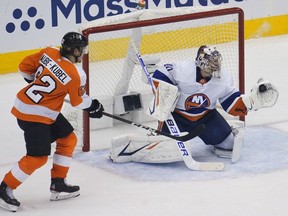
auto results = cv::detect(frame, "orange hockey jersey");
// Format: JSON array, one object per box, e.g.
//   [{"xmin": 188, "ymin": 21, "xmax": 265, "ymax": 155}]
[{"xmin": 11, "ymin": 47, "xmax": 92, "ymax": 124}]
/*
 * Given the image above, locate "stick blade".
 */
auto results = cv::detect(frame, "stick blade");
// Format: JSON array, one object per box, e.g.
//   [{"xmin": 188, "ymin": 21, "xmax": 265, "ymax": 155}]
[{"xmin": 184, "ymin": 158, "xmax": 225, "ymax": 171}]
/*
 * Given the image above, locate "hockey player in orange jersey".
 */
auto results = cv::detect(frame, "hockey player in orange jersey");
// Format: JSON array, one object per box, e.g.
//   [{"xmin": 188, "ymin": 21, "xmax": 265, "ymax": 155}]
[{"xmin": 0, "ymin": 32, "xmax": 104, "ymax": 212}]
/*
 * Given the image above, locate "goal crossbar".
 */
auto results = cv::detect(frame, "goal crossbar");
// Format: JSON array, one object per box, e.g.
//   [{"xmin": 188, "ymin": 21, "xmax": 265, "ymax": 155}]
[{"xmin": 78, "ymin": 6, "xmax": 244, "ymax": 151}]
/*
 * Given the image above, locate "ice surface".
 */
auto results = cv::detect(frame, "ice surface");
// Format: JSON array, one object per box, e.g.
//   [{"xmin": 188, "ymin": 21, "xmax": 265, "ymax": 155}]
[{"xmin": 0, "ymin": 35, "xmax": 288, "ymax": 216}]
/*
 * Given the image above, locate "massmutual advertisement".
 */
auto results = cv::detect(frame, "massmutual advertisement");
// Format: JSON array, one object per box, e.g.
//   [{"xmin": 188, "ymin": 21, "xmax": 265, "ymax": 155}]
[{"xmin": 1, "ymin": 0, "xmax": 288, "ymax": 73}]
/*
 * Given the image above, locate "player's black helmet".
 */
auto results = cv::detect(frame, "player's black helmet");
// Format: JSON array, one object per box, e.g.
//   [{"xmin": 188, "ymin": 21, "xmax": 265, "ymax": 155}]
[
  {"xmin": 60, "ymin": 32, "xmax": 88, "ymax": 57},
  {"xmin": 61, "ymin": 32, "xmax": 88, "ymax": 48},
  {"xmin": 195, "ymin": 45, "xmax": 222, "ymax": 78}
]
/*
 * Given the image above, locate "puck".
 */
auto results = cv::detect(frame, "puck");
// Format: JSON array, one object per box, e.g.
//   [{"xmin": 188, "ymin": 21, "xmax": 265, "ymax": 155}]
[{"xmin": 259, "ymin": 84, "xmax": 267, "ymax": 92}]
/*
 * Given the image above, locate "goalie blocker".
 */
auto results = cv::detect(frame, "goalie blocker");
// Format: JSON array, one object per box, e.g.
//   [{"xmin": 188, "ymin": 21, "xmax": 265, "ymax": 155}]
[{"xmin": 147, "ymin": 80, "xmax": 180, "ymax": 122}]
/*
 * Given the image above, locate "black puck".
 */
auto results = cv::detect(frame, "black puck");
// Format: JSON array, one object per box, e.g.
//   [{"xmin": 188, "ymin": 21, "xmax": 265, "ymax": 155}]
[{"xmin": 259, "ymin": 84, "xmax": 267, "ymax": 92}]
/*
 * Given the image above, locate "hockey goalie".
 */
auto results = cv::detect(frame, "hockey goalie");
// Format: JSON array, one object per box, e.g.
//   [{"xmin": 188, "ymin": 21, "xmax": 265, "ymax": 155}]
[{"xmin": 110, "ymin": 45, "xmax": 279, "ymax": 165}]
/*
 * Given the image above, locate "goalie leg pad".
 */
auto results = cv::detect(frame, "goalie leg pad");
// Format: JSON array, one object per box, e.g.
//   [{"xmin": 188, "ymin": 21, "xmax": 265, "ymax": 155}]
[
  {"xmin": 212, "ymin": 133, "xmax": 234, "ymax": 159},
  {"xmin": 229, "ymin": 120, "xmax": 245, "ymax": 163},
  {"xmin": 109, "ymin": 134, "xmax": 187, "ymax": 163},
  {"xmin": 211, "ymin": 120, "xmax": 245, "ymax": 162}
]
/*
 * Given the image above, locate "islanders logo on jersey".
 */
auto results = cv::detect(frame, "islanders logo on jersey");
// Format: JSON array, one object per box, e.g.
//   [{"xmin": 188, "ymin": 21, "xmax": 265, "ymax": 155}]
[{"xmin": 185, "ymin": 94, "xmax": 210, "ymax": 110}]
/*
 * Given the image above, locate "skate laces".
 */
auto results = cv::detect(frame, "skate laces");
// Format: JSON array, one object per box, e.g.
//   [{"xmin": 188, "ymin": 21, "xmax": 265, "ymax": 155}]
[
  {"xmin": 51, "ymin": 178, "xmax": 76, "ymax": 192},
  {"xmin": 6, "ymin": 187, "xmax": 15, "ymax": 199},
  {"xmin": 63, "ymin": 179, "xmax": 72, "ymax": 187}
]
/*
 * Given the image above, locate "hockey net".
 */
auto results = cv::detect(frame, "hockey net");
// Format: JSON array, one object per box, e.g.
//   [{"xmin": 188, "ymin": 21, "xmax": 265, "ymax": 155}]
[{"xmin": 62, "ymin": 6, "xmax": 244, "ymax": 151}]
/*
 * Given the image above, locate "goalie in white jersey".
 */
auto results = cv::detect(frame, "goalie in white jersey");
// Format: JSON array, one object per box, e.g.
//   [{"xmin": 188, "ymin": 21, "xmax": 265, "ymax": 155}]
[{"xmin": 110, "ymin": 45, "xmax": 279, "ymax": 164}]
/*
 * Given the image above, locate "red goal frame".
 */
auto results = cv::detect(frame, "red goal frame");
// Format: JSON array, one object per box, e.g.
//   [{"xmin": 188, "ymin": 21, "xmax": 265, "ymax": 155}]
[{"xmin": 81, "ymin": 7, "xmax": 245, "ymax": 152}]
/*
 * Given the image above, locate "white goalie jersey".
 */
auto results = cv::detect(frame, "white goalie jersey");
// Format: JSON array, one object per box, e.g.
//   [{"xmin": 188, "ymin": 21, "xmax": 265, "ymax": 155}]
[{"xmin": 152, "ymin": 61, "xmax": 243, "ymax": 121}]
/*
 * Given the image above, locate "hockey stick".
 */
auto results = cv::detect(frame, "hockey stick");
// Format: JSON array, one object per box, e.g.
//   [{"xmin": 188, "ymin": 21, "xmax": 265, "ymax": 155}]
[
  {"xmin": 63, "ymin": 99, "xmax": 203, "ymax": 142},
  {"xmin": 102, "ymin": 111, "xmax": 204, "ymax": 142},
  {"xmin": 132, "ymin": 42, "xmax": 224, "ymax": 171}
]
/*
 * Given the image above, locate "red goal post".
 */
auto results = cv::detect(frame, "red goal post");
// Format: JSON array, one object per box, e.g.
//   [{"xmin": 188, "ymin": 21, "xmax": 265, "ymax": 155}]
[{"xmin": 69, "ymin": 6, "xmax": 245, "ymax": 152}]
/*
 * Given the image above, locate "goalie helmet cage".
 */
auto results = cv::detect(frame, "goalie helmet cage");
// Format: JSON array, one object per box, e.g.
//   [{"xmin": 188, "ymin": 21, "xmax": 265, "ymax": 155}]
[{"xmin": 79, "ymin": 6, "xmax": 245, "ymax": 152}]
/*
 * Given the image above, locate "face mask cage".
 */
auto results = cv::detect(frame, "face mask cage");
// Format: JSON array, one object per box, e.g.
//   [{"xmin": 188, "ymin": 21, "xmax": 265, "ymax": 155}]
[{"xmin": 195, "ymin": 46, "xmax": 222, "ymax": 78}]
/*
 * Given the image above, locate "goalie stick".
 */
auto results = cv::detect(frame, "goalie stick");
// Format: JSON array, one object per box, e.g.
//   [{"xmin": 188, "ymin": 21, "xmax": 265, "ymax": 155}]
[
  {"xmin": 132, "ymin": 42, "xmax": 224, "ymax": 171},
  {"xmin": 63, "ymin": 99, "xmax": 203, "ymax": 142},
  {"xmin": 102, "ymin": 111, "xmax": 204, "ymax": 142}
]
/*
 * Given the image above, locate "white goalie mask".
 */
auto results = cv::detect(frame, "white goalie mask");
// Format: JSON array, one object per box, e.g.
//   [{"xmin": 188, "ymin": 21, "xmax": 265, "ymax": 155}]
[{"xmin": 195, "ymin": 45, "xmax": 222, "ymax": 78}]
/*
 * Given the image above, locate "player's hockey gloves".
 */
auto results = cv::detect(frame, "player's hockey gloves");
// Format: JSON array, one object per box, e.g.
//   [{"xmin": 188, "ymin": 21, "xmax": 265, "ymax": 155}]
[{"xmin": 85, "ymin": 99, "xmax": 104, "ymax": 118}]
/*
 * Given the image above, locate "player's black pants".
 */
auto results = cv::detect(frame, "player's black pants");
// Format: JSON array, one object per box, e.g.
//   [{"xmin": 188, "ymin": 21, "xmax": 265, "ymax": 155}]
[{"xmin": 17, "ymin": 113, "xmax": 74, "ymax": 156}]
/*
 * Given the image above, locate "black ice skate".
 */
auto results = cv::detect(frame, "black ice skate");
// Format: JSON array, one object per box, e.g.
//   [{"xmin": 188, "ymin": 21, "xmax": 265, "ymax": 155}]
[
  {"xmin": 50, "ymin": 178, "xmax": 80, "ymax": 201},
  {"xmin": 0, "ymin": 181, "xmax": 20, "ymax": 212}
]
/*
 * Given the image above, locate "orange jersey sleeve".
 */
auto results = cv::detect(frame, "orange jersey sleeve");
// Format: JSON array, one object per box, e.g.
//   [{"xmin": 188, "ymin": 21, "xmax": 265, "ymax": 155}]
[
  {"xmin": 18, "ymin": 49, "xmax": 46, "ymax": 81},
  {"xmin": 227, "ymin": 97, "xmax": 247, "ymax": 116},
  {"xmin": 12, "ymin": 47, "xmax": 92, "ymax": 124}
]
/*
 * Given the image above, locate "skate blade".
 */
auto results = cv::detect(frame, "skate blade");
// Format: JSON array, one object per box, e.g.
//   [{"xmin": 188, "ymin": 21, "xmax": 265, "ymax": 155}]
[
  {"xmin": 50, "ymin": 191, "xmax": 80, "ymax": 201},
  {"xmin": 0, "ymin": 198, "xmax": 18, "ymax": 212}
]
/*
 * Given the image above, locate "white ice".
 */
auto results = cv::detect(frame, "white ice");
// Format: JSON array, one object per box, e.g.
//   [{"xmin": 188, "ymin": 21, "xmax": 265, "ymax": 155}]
[{"xmin": 1, "ymin": 35, "xmax": 288, "ymax": 216}]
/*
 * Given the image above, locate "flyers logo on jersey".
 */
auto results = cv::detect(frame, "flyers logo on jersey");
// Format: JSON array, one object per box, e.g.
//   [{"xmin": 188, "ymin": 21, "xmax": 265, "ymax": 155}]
[
  {"xmin": 78, "ymin": 86, "xmax": 86, "ymax": 96},
  {"xmin": 185, "ymin": 94, "xmax": 210, "ymax": 110}
]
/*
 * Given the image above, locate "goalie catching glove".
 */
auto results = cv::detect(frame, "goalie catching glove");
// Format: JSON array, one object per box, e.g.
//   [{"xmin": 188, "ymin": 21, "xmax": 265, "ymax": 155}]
[
  {"xmin": 147, "ymin": 81, "xmax": 180, "ymax": 122},
  {"xmin": 242, "ymin": 78, "xmax": 279, "ymax": 111},
  {"xmin": 84, "ymin": 99, "xmax": 104, "ymax": 118}
]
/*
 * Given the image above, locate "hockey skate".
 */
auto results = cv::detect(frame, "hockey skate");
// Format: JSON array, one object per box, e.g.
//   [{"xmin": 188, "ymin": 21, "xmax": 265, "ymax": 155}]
[
  {"xmin": 0, "ymin": 181, "xmax": 20, "ymax": 212},
  {"xmin": 50, "ymin": 178, "xmax": 80, "ymax": 201}
]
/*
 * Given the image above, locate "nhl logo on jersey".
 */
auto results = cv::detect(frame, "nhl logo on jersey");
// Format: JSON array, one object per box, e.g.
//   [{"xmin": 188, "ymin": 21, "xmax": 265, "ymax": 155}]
[{"xmin": 185, "ymin": 93, "xmax": 210, "ymax": 110}]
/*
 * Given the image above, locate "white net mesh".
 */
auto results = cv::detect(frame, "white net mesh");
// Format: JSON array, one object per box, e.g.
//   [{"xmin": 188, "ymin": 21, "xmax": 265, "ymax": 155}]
[{"xmin": 62, "ymin": 6, "xmax": 244, "ymax": 150}]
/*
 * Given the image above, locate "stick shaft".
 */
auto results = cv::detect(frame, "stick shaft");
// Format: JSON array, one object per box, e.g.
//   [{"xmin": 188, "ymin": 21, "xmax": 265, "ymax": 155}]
[{"xmin": 102, "ymin": 111, "xmax": 204, "ymax": 142}]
